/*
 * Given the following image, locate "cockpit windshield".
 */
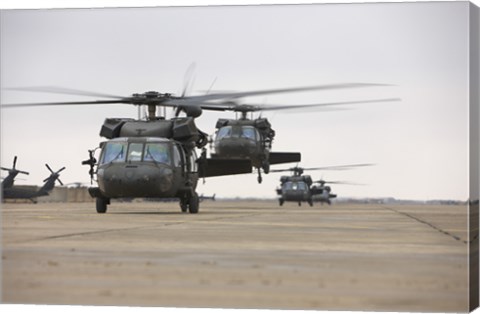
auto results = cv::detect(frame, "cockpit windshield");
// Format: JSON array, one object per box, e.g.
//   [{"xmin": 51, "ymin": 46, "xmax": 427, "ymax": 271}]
[
  {"xmin": 100, "ymin": 141, "xmax": 171, "ymax": 165},
  {"xmin": 144, "ymin": 143, "xmax": 170, "ymax": 164},
  {"xmin": 101, "ymin": 142, "xmax": 127, "ymax": 164},
  {"xmin": 216, "ymin": 125, "xmax": 258, "ymax": 141},
  {"xmin": 216, "ymin": 126, "xmax": 232, "ymax": 140},
  {"xmin": 283, "ymin": 181, "xmax": 308, "ymax": 191},
  {"xmin": 240, "ymin": 126, "xmax": 257, "ymax": 140}
]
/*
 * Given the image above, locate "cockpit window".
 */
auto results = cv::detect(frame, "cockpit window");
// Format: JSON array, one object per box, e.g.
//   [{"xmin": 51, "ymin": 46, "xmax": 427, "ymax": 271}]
[
  {"xmin": 145, "ymin": 143, "xmax": 171, "ymax": 164},
  {"xmin": 101, "ymin": 142, "xmax": 127, "ymax": 164},
  {"xmin": 127, "ymin": 143, "xmax": 143, "ymax": 162},
  {"xmin": 241, "ymin": 126, "xmax": 257, "ymax": 140},
  {"xmin": 216, "ymin": 126, "xmax": 232, "ymax": 140},
  {"xmin": 283, "ymin": 181, "xmax": 307, "ymax": 191}
]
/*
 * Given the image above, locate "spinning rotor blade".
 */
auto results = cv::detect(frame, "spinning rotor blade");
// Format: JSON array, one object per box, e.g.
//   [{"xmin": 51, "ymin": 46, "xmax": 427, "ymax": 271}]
[
  {"xmin": 270, "ymin": 163, "xmax": 375, "ymax": 173},
  {"xmin": 2, "ymin": 99, "xmax": 127, "ymax": 108},
  {"xmin": 197, "ymin": 98, "xmax": 401, "ymax": 113},
  {"xmin": 6, "ymin": 86, "xmax": 124, "ymax": 99},
  {"xmin": 189, "ymin": 83, "xmax": 391, "ymax": 102},
  {"xmin": 315, "ymin": 180, "xmax": 365, "ymax": 185}
]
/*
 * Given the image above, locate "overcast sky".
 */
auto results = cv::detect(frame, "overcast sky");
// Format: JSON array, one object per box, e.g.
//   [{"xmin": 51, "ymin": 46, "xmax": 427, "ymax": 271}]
[{"xmin": 0, "ymin": 1, "xmax": 474, "ymax": 200}]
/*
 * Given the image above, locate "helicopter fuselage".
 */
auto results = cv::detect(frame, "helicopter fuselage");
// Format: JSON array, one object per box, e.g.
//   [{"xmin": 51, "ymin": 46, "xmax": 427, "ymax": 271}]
[
  {"xmin": 94, "ymin": 137, "xmax": 198, "ymax": 199},
  {"xmin": 277, "ymin": 175, "xmax": 315, "ymax": 206},
  {"xmin": 212, "ymin": 118, "xmax": 268, "ymax": 169}
]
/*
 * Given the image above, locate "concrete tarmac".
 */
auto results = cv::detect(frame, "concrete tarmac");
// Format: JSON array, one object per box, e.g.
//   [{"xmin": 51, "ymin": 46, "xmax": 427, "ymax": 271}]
[{"xmin": 1, "ymin": 200, "xmax": 470, "ymax": 312}]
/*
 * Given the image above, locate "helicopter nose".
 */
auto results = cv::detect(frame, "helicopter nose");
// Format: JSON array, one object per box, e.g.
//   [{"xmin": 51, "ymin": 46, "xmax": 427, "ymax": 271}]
[
  {"xmin": 216, "ymin": 139, "xmax": 255, "ymax": 157},
  {"xmin": 99, "ymin": 164, "xmax": 174, "ymax": 197}
]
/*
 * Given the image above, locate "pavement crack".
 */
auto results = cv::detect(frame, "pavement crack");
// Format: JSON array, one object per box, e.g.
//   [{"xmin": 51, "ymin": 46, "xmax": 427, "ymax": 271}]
[{"xmin": 381, "ymin": 206, "xmax": 470, "ymax": 244}]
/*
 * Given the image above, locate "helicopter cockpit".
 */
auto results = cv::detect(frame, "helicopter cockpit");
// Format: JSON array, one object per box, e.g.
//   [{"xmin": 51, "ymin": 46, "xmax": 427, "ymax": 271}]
[
  {"xmin": 215, "ymin": 125, "xmax": 259, "ymax": 141},
  {"xmin": 100, "ymin": 139, "xmax": 173, "ymax": 165}
]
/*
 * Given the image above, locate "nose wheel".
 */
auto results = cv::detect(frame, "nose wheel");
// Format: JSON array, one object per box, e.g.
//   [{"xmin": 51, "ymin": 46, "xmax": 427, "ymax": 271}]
[
  {"xmin": 180, "ymin": 192, "xmax": 199, "ymax": 214},
  {"xmin": 257, "ymin": 168, "xmax": 263, "ymax": 183}
]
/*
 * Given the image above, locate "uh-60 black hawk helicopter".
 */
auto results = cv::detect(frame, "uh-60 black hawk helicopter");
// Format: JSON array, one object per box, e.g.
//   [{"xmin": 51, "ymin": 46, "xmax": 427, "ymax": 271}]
[
  {"xmin": 1, "ymin": 156, "xmax": 65, "ymax": 203},
  {"xmin": 3, "ymin": 83, "xmax": 384, "ymax": 213},
  {"xmin": 272, "ymin": 164, "xmax": 372, "ymax": 206},
  {"xmin": 203, "ymin": 84, "xmax": 399, "ymax": 183}
]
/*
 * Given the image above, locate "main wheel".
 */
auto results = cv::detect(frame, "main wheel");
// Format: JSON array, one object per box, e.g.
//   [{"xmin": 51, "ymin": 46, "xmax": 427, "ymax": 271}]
[
  {"xmin": 279, "ymin": 198, "xmax": 284, "ymax": 206},
  {"xmin": 180, "ymin": 199, "xmax": 188, "ymax": 212},
  {"xmin": 188, "ymin": 193, "xmax": 199, "ymax": 214},
  {"xmin": 308, "ymin": 199, "xmax": 313, "ymax": 207},
  {"xmin": 96, "ymin": 197, "xmax": 109, "ymax": 214}
]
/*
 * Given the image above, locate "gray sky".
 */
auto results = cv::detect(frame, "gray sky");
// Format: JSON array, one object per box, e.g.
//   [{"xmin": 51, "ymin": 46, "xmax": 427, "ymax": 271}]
[{"xmin": 0, "ymin": 1, "xmax": 473, "ymax": 200}]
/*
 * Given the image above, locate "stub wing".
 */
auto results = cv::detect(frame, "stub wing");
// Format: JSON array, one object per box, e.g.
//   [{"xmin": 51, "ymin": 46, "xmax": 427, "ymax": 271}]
[
  {"xmin": 268, "ymin": 152, "xmax": 301, "ymax": 165},
  {"xmin": 198, "ymin": 158, "xmax": 252, "ymax": 178}
]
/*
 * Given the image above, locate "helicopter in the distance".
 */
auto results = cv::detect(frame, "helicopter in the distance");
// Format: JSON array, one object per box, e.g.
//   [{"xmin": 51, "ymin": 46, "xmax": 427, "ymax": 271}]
[
  {"xmin": 203, "ymin": 85, "xmax": 399, "ymax": 183},
  {"xmin": 272, "ymin": 164, "xmax": 372, "ymax": 206},
  {"xmin": 3, "ymin": 84, "xmax": 370, "ymax": 213},
  {"xmin": 310, "ymin": 179, "xmax": 364, "ymax": 205},
  {"xmin": 2, "ymin": 161, "xmax": 65, "ymax": 203}
]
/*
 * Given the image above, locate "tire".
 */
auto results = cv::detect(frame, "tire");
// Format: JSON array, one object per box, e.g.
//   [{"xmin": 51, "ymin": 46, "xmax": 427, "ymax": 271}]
[
  {"xmin": 180, "ymin": 200, "xmax": 188, "ymax": 213},
  {"xmin": 308, "ymin": 199, "xmax": 313, "ymax": 207},
  {"xmin": 96, "ymin": 197, "xmax": 108, "ymax": 214},
  {"xmin": 188, "ymin": 193, "xmax": 199, "ymax": 214},
  {"xmin": 279, "ymin": 199, "xmax": 284, "ymax": 206}
]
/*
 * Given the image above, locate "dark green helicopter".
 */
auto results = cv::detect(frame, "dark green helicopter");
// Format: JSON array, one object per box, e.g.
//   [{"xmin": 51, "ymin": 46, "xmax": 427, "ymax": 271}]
[
  {"xmin": 272, "ymin": 164, "xmax": 372, "ymax": 206},
  {"xmin": 202, "ymin": 84, "xmax": 399, "ymax": 183},
  {"xmin": 2, "ymin": 157, "xmax": 65, "ymax": 203},
  {"xmin": 3, "ymin": 84, "xmax": 371, "ymax": 213},
  {"xmin": 310, "ymin": 178, "xmax": 364, "ymax": 205}
]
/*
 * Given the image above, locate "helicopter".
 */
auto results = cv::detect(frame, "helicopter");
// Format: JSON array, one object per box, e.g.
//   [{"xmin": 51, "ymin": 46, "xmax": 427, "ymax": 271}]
[
  {"xmin": 2, "ymin": 162, "xmax": 65, "ymax": 203},
  {"xmin": 3, "ymin": 84, "xmax": 368, "ymax": 214},
  {"xmin": 272, "ymin": 164, "xmax": 372, "ymax": 206},
  {"xmin": 204, "ymin": 87, "xmax": 399, "ymax": 183},
  {"xmin": 310, "ymin": 179, "xmax": 364, "ymax": 205}
]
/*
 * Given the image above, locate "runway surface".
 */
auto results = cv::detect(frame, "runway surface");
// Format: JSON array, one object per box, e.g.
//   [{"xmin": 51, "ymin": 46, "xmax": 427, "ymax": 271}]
[{"xmin": 1, "ymin": 200, "xmax": 470, "ymax": 312}]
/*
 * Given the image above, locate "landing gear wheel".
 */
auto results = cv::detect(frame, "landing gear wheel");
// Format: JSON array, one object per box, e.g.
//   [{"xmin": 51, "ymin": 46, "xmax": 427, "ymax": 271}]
[
  {"xmin": 279, "ymin": 199, "xmax": 284, "ymax": 206},
  {"xmin": 298, "ymin": 202, "xmax": 301, "ymax": 207},
  {"xmin": 180, "ymin": 199, "xmax": 188, "ymax": 213},
  {"xmin": 257, "ymin": 168, "xmax": 263, "ymax": 184},
  {"xmin": 188, "ymin": 193, "xmax": 199, "ymax": 214},
  {"xmin": 308, "ymin": 199, "xmax": 313, "ymax": 207},
  {"xmin": 96, "ymin": 197, "xmax": 109, "ymax": 214},
  {"xmin": 262, "ymin": 161, "xmax": 270, "ymax": 174}
]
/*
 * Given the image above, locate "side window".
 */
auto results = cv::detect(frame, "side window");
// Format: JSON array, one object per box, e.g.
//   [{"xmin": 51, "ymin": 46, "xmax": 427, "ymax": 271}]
[
  {"xmin": 190, "ymin": 150, "xmax": 198, "ymax": 172},
  {"xmin": 127, "ymin": 143, "xmax": 143, "ymax": 162},
  {"xmin": 172, "ymin": 145, "xmax": 182, "ymax": 167}
]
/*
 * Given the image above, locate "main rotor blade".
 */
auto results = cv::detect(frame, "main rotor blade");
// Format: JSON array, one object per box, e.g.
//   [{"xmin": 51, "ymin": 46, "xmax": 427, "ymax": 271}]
[
  {"xmin": 187, "ymin": 83, "xmax": 392, "ymax": 102},
  {"xmin": 13, "ymin": 156, "xmax": 17, "ymax": 168},
  {"xmin": 5, "ymin": 86, "xmax": 125, "ymax": 99},
  {"xmin": 2, "ymin": 99, "xmax": 128, "ymax": 108},
  {"xmin": 196, "ymin": 98, "xmax": 400, "ymax": 112},
  {"xmin": 251, "ymin": 98, "xmax": 401, "ymax": 111},
  {"xmin": 270, "ymin": 163, "xmax": 375, "ymax": 173},
  {"xmin": 56, "ymin": 167, "xmax": 66, "ymax": 174},
  {"xmin": 45, "ymin": 164, "xmax": 54, "ymax": 174},
  {"xmin": 315, "ymin": 180, "xmax": 365, "ymax": 185},
  {"xmin": 301, "ymin": 163, "xmax": 375, "ymax": 171}
]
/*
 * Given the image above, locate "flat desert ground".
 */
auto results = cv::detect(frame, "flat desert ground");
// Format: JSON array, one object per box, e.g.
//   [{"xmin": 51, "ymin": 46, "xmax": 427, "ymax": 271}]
[{"xmin": 1, "ymin": 200, "xmax": 471, "ymax": 312}]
